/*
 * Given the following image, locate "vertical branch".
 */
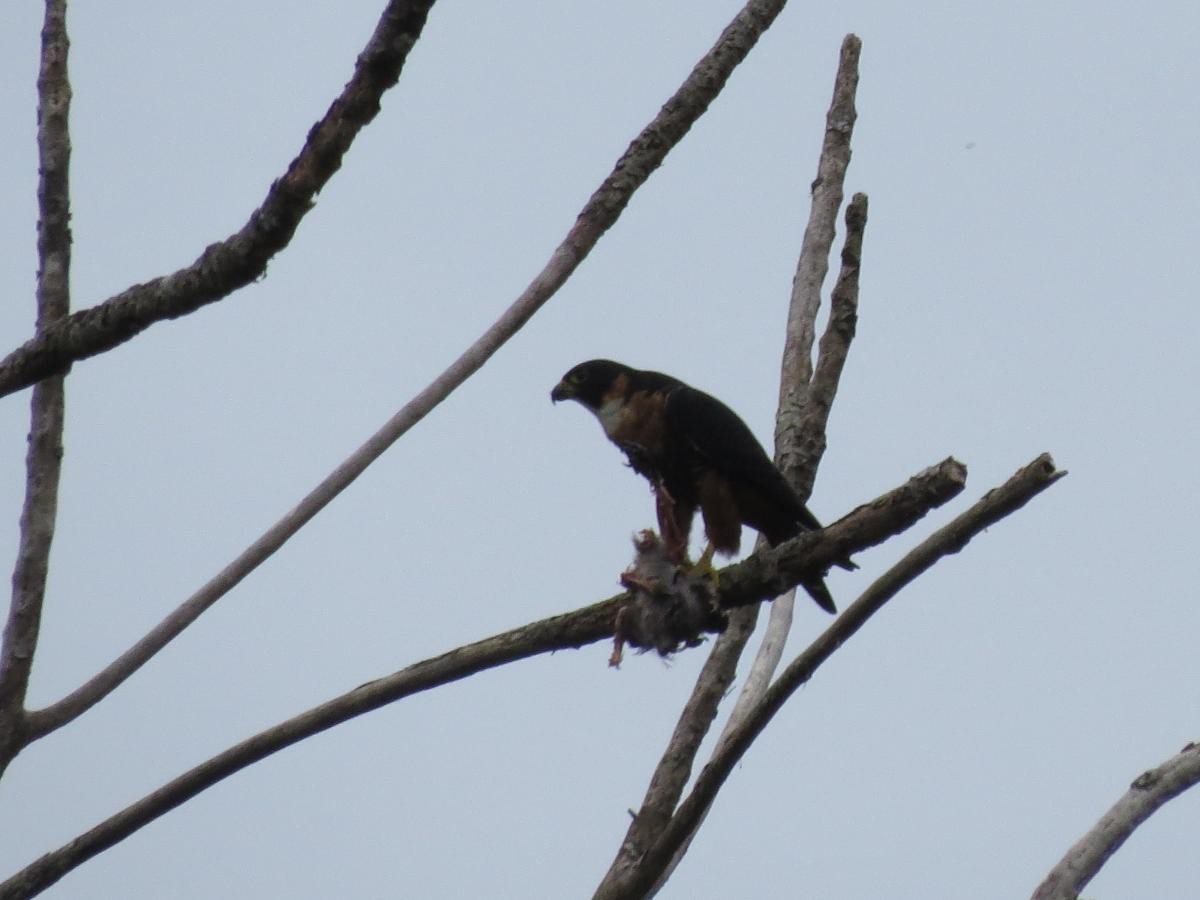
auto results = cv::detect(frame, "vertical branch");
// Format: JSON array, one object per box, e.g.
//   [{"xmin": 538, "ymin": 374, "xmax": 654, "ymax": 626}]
[
  {"xmin": 775, "ymin": 190, "xmax": 867, "ymax": 508},
  {"xmin": 728, "ymin": 193, "xmax": 866, "ymax": 726},
  {"xmin": 640, "ymin": 40, "xmax": 865, "ymax": 898},
  {"xmin": 0, "ymin": 0, "xmax": 73, "ymax": 772},
  {"xmin": 595, "ymin": 34, "xmax": 865, "ymax": 900},
  {"xmin": 723, "ymin": 33, "xmax": 863, "ymax": 762},
  {"xmin": 776, "ymin": 33, "xmax": 860, "ymax": 497},
  {"xmin": 731, "ymin": 35, "xmax": 862, "ymax": 744},
  {"xmin": 727, "ymin": 37, "xmax": 864, "ymax": 736}
]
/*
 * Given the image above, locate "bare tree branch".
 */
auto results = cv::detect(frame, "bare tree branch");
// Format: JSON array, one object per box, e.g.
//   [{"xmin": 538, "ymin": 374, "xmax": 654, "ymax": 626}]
[
  {"xmin": 789, "ymin": 190, "xmax": 866, "ymax": 493},
  {"xmin": 597, "ymin": 604, "xmax": 760, "ymax": 891},
  {"xmin": 1, "ymin": 460, "xmax": 965, "ymax": 899},
  {"xmin": 600, "ymin": 39, "xmax": 868, "ymax": 896},
  {"xmin": 0, "ymin": 0, "xmax": 438, "ymax": 400},
  {"xmin": 0, "ymin": 597, "xmax": 618, "ymax": 900},
  {"xmin": 23, "ymin": 0, "xmax": 789, "ymax": 743},
  {"xmin": 709, "ymin": 458, "xmax": 949, "ymax": 612},
  {"xmin": 0, "ymin": 0, "xmax": 72, "ymax": 775},
  {"xmin": 734, "ymin": 36, "xmax": 865, "ymax": 729},
  {"xmin": 603, "ymin": 453, "xmax": 1066, "ymax": 899},
  {"xmin": 1032, "ymin": 741, "xmax": 1200, "ymax": 900},
  {"xmin": 776, "ymin": 34, "xmax": 861, "ymax": 497}
]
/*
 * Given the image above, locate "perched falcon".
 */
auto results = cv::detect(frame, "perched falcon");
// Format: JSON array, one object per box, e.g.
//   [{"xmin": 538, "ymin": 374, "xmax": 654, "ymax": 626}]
[{"xmin": 551, "ymin": 359, "xmax": 847, "ymax": 614}]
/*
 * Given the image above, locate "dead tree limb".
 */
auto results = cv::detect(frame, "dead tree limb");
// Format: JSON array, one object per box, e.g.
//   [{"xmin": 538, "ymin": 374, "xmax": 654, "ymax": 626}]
[
  {"xmin": 1032, "ymin": 741, "xmax": 1200, "ymax": 900},
  {"xmin": 0, "ymin": 0, "xmax": 438, "ymax": 400},
  {"xmin": 725, "ymin": 190, "xmax": 866, "ymax": 727},
  {"xmin": 0, "ymin": 0, "xmax": 72, "ymax": 777},
  {"xmin": 777, "ymin": 34, "xmax": 862, "ymax": 499}
]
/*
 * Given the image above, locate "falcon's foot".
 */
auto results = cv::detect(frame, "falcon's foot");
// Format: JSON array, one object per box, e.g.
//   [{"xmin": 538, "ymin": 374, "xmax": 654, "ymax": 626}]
[{"xmin": 685, "ymin": 542, "xmax": 720, "ymax": 588}]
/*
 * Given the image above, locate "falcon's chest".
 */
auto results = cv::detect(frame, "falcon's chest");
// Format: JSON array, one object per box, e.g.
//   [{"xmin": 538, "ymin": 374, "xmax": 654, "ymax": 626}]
[{"xmin": 592, "ymin": 389, "xmax": 676, "ymax": 485}]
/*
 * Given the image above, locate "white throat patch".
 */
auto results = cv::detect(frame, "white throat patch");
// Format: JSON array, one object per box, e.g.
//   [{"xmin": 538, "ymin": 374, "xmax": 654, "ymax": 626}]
[{"xmin": 594, "ymin": 396, "xmax": 625, "ymax": 438}]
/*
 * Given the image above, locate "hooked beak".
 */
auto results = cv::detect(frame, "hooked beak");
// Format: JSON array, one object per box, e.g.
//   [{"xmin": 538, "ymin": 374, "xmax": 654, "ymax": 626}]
[{"xmin": 550, "ymin": 380, "xmax": 573, "ymax": 403}]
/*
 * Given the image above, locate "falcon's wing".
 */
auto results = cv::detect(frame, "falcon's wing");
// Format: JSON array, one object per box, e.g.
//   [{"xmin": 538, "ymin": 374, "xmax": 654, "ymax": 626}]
[{"xmin": 663, "ymin": 384, "xmax": 816, "ymax": 530}]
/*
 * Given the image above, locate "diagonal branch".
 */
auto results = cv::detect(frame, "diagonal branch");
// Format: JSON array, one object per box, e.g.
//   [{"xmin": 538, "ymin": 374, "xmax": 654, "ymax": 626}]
[
  {"xmin": 25, "ymin": 0, "xmax": 816, "ymax": 744},
  {"xmin": 0, "ymin": 0, "xmax": 438, "ymax": 400},
  {"xmin": 603, "ymin": 453, "xmax": 1067, "ymax": 899},
  {"xmin": 596, "ymin": 600, "xmax": 760, "ymax": 891},
  {"xmin": 0, "ymin": 0, "xmax": 73, "ymax": 775},
  {"xmin": 0, "ymin": 597, "xmax": 620, "ymax": 900},
  {"xmin": 1, "ymin": 459, "xmax": 966, "ymax": 899},
  {"xmin": 715, "ymin": 456, "xmax": 967, "ymax": 610},
  {"xmin": 1031, "ymin": 741, "xmax": 1200, "ymax": 900}
]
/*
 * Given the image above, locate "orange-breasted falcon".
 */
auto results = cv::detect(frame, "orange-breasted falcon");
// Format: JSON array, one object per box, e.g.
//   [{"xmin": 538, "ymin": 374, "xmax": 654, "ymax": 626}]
[{"xmin": 551, "ymin": 359, "xmax": 846, "ymax": 614}]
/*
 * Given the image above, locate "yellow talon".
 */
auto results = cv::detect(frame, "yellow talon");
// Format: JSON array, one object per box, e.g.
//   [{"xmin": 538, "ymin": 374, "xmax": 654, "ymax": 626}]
[{"xmin": 689, "ymin": 543, "xmax": 719, "ymax": 585}]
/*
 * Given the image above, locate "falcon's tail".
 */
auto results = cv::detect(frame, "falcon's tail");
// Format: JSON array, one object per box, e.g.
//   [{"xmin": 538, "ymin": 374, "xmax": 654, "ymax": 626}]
[
  {"xmin": 800, "ymin": 575, "xmax": 838, "ymax": 615},
  {"xmin": 763, "ymin": 514, "xmax": 849, "ymax": 613}
]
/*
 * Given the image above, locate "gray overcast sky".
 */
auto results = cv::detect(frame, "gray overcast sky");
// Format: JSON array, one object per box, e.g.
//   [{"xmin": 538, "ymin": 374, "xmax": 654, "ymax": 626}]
[{"xmin": 2, "ymin": 1, "xmax": 1198, "ymax": 897}]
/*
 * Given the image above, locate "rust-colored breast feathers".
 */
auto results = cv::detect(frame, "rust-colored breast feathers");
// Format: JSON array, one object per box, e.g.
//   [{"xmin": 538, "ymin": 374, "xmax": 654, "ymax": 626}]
[{"xmin": 605, "ymin": 385, "xmax": 669, "ymax": 457}]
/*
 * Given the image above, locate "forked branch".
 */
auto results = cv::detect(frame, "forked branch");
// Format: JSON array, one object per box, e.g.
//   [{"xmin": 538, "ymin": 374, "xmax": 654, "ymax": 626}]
[
  {"xmin": 776, "ymin": 33, "xmax": 860, "ymax": 492},
  {"xmin": 0, "ymin": 0, "xmax": 438, "ymax": 400}
]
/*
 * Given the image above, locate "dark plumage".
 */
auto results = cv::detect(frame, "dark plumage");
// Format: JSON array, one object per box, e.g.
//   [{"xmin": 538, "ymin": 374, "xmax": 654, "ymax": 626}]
[{"xmin": 551, "ymin": 359, "xmax": 846, "ymax": 614}]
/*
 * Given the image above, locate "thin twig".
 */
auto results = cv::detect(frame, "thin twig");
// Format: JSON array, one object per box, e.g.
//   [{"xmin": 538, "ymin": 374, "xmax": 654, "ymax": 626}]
[
  {"xmin": 1, "ymin": 460, "xmax": 966, "ymax": 899},
  {"xmin": 0, "ymin": 0, "xmax": 72, "ymax": 774},
  {"xmin": 1031, "ymin": 741, "xmax": 1200, "ymax": 900},
  {"xmin": 24, "ymin": 0, "xmax": 785, "ymax": 742},
  {"xmin": 605, "ymin": 454, "xmax": 1066, "ymax": 899},
  {"xmin": 0, "ymin": 0, "xmax": 438, "ymax": 400}
]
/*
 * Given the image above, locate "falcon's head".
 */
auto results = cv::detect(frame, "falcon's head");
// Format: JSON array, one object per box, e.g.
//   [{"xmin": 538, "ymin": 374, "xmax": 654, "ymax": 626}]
[{"xmin": 550, "ymin": 359, "xmax": 631, "ymax": 410}]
